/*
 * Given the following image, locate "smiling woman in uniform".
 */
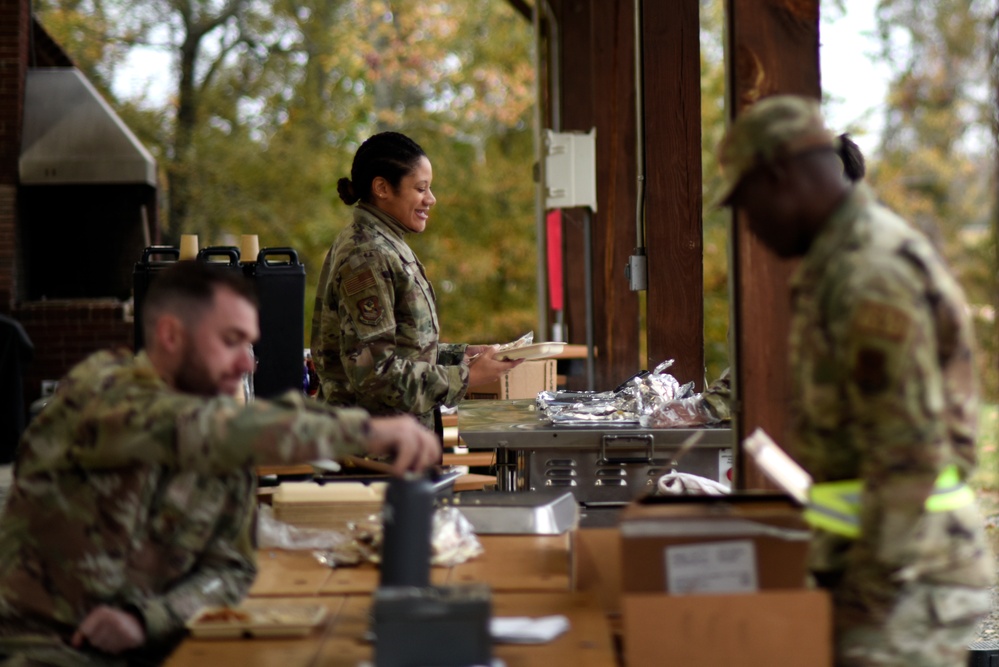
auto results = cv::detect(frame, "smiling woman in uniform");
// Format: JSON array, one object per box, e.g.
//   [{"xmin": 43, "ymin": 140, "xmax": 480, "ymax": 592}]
[{"xmin": 310, "ymin": 132, "xmax": 519, "ymax": 441}]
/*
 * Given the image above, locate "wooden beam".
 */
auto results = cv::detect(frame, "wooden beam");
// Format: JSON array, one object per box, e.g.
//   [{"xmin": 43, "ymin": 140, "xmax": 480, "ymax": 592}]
[
  {"xmin": 643, "ymin": 0, "xmax": 703, "ymax": 388},
  {"xmin": 552, "ymin": 0, "xmax": 593, "ymax": 390},
  {"xmin": 726, "ymin": 0, "xmax": 820, "ymax": 489},
  {"xmin": 588, "ymin": 0, "xmax": 640, "ymax": 389}
]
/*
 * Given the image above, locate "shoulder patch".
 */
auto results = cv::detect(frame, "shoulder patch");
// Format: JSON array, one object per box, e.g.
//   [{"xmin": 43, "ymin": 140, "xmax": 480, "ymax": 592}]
[
  {"xmin": 852, "ymin": 300, "xmax": 910, "ymax": 342},
  {"xmin": 356, "ymin": 296, "xmax": 385, "ymax": 326},
  {"xmin": 343, "ymin": 269, "xmax": 376, "ymax": 296}
]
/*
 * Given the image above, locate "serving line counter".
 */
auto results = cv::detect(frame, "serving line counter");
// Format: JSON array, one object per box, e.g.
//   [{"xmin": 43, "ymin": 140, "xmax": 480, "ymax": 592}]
[
  {"xmin": 458, "ymin": 399, "xmax": 733, "ymax": 525},
  {"xmin": 165, "ymin": 533, "xmax": 618, "ymax": 667}
]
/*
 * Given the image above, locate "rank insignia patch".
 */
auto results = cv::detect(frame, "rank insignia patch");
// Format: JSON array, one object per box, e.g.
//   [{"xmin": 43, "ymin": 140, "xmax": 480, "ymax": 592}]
[
  {"xmin": 357, "ymin": 296, "xmax": 384, "ymax": 325},
  {"xmin": 344, "ymin": 268, "xmax": 377, "ymax": 295},
  {"xmin": 853, "ymin": 300, "xmax": 910, "ymax": 342}
]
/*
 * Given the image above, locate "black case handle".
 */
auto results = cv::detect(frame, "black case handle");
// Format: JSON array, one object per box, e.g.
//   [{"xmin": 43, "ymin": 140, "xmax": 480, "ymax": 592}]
[
  {"xmin": 139, "ymin": 246, "xmax": 179, "ymax": 264},
  {"xmin": 258, "ymin": 247, "xmax": 300, "ymax": 266},
  {"xmin": 196, "ymin": 246, "xmax": 241, "ymax": 266}
]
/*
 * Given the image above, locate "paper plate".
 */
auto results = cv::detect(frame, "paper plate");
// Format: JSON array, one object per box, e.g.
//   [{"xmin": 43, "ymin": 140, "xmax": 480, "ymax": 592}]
[
  {"xmin": 187, "ymin": 604, "xmax": 328, "ymax": 639},
  {"xmin": 495, "ymin": 342, "xmax": 565, "ymax": 361}
]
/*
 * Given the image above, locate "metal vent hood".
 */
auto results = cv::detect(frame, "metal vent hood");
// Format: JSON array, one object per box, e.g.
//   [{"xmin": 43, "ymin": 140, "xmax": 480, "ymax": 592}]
[{"xmin": 20, "ymin": 68, "xmax": 156, "ymax": 186}]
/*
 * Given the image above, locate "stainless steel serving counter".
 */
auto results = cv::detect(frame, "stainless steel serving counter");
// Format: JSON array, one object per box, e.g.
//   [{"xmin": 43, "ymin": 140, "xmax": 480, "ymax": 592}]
[{"xmin": 457, "ymin": 399, "xmax": 734, "ymax": 526}]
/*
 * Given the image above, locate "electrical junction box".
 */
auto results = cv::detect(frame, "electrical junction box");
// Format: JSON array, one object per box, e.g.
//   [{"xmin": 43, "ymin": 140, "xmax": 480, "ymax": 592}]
[{"xmin": 544, "ymin": 128, "xmax": 597, "ymax": 212}]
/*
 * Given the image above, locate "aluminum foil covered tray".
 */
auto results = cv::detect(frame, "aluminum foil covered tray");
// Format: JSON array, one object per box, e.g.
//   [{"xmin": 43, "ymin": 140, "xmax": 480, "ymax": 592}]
[{"xmin": 446, "ymin": 490, "xmax": 579, "ymax": 535}]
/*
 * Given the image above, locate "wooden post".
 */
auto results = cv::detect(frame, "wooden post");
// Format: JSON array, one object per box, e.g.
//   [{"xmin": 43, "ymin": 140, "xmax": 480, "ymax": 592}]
[
  {"xmin": 552, "ymin": 0, "xmax": 640, "ymax": 390},
  {"xmin": 725, "ymin": 0, "xmax": 821, "ymax": 488},
  {"xmin": 642, "ymin": 0, "xmax": 704, "ymax": 388}
]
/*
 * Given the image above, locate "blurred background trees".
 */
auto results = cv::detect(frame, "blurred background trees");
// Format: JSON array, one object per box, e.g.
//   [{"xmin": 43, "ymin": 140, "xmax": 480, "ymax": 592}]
[
  {"xmin": 34, "ymin": 0, "xmax": 537, "ymax": 345},
  {"xmin": 33, "ymin": 0, "xmax": 998, "ymax": 402}
]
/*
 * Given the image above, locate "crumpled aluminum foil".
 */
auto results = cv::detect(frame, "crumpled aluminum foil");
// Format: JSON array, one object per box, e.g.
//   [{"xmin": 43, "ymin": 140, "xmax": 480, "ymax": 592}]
[{"xmin": 536, "ymin": 359, "xmax": 695, "ymax": 426}]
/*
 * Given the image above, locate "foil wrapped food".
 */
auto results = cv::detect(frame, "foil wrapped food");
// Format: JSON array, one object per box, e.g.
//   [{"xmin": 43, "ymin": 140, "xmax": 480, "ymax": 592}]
[{"xmin": 537, "ymin": 359, "xmax": 725, "ymax": 428}]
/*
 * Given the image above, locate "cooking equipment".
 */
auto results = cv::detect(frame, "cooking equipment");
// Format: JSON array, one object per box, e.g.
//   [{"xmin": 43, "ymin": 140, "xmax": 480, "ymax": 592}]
[{"xmin": 458, "ymin": 399, "xmax": 733, "ymax": 526}]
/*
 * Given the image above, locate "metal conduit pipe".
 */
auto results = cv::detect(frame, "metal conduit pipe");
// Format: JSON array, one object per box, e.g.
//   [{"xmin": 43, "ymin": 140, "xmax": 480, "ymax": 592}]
[{"xmin": 628, "ymin": 0, "xmax": 649, "ymax": 294}]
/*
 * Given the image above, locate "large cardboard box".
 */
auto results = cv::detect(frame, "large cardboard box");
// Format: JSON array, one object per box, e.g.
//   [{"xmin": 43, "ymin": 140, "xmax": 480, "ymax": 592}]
[
  {"xmin": 622, "ymin": 589, "xmax": 832, "ymax": 667},
  {"xmin": 618, "ymin": 494, "xmax": 810, "ymax": 594},
  {"xmin": 466, "ymin": 359, "xmax": 556, "ymax": 400}
]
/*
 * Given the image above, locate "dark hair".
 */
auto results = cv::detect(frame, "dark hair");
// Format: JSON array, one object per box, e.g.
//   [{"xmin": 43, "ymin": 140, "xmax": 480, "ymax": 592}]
[
  {"xmin": 837, "ymin": 133, "xmax": 866, "ymax": 183},
  {"xmin": 142, "ymin": 260, "xmax": 258, "ymax": 345},
  {"xmin": 337, "ymin": 132, "xmax": 427, "ymax": 206}
]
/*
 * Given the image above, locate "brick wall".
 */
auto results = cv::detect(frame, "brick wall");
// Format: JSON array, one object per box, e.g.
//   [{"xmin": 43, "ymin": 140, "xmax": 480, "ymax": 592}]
[
  {"xmin": 0, "ymin": 0, "xmax": 28, "ymax": 187},
  {"xmin": 15, "ymin": 301, "xmax": 133, "ymax": 408}
]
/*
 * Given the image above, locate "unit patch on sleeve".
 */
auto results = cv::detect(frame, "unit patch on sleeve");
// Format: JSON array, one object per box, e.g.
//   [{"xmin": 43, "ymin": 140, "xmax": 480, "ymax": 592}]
[
  {"xmin": 343, "ymin": 268, "xmax": 377, "ymax": 296},
  {"xmin": 356, "ymin": 296, "xmax": 385, "ymax": 326},
  {"xmin": 852, "ymin": 300, "xmax": 911, "ymax": 343}
]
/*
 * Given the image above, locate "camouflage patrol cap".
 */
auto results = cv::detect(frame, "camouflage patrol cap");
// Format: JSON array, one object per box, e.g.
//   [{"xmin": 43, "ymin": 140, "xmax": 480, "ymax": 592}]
[{"xmin": 714, "ymin": 95, "xmax": 837, "ymax": 207}]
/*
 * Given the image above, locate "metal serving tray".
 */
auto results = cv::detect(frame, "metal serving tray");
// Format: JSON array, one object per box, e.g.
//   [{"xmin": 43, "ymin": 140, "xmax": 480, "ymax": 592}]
[{"xmin": 446, "ymin": 490, "xmax": 579, "ymax": 535}]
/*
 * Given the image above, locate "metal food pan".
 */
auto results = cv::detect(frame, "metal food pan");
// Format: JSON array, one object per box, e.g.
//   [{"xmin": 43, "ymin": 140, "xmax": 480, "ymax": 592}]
[{"xmin": 446, "ymin": 490, "xmax": 579, "ymax": 535}]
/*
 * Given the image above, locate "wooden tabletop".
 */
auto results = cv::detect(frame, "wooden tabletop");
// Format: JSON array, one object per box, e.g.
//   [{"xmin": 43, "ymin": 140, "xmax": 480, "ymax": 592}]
[
  {"xmin": 449, "ymin": 534, "xmax": 571, "ymax": 592},
  {"xmin": 170, "ymin": 533, "xmax": 595, "ymax": 665},
  {"xmin": 247, "ymin": 532, "xmax": 572, "ymax": 596},
  {"xmin": 248, "ymin": 549, "xmax": 335, "ymax": 597},
  {"xmin": 169, "ymin": 592, "xmax": 616, "ymax": 667}
]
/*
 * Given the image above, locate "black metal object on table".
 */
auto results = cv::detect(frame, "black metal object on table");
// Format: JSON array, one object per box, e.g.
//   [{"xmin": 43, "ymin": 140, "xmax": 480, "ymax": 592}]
[{"xmin": 968, "ymin": 640, "xmax": 999, "ymax": 666}]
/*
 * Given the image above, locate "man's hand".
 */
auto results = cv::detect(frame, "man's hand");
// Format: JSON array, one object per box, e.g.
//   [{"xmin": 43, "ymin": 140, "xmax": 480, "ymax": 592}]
[
  {"xmin": 71, "ymin": 605, "xmax": 145, "ymax": 654},
  {"xmin": 365, "ymin": 415, "xmax": 441, "ymax": 475},
  {"xmin": 467, "ymin": 345, "xmax": 523, "ymax": 388}
]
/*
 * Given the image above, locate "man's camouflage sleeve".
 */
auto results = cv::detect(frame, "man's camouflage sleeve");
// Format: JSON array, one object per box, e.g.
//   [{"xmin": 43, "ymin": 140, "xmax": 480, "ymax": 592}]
[
  {"xmin": 21, "ymin": 352, "xmax": 372, "ymax": 478},
  {"xmin": 127, "ymin": 471, "xmax": 256, "ymax": 642}
]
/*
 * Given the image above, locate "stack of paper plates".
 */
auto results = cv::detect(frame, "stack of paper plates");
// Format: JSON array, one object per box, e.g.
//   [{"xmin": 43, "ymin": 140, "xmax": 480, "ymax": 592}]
[{"xmin": 272, "ymin": 481, "xmax": 386, "ymax": 531}]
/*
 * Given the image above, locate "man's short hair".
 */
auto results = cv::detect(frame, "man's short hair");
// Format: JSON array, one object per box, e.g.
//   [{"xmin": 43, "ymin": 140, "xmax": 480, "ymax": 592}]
[{"xmin": 142, "ymin": 260, "xmax": 258, "ymax": 345}]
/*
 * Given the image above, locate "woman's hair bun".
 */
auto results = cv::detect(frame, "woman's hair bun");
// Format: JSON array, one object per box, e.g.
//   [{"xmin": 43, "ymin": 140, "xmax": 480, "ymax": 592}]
[{"xmin": 337, "ymin": 177, "xmax": 359, "ymax": 205}]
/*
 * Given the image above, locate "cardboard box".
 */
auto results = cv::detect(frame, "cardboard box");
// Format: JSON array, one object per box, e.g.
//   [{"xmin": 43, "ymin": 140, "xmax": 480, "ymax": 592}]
[
  {"xmin": 622, "ymin": 589, "xmax": 832, "ymax": 667},
  {"xmin": 618, "ymin": 494, "xmax": 810, "ymax": 594},
  {"xmin": 466, "ymin": 359, "xmax": 556, "ymax": 400},
  {"xmin": 571, "ymin": 527, "xmax": 622, "ymax": 616}
]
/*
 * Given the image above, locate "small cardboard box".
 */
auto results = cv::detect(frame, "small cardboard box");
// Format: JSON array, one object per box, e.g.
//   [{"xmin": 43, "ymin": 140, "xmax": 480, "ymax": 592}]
[
  {"xmin": 571, "ymin": 527, "xmax": 622, "ymax": 615},
  {"xmin": 618, "ymin": 494, "xmax": 810, "ymax": 594},
  {"xmin": 466, "ymin": 359, "xmax": 556, "ymax": 400},
  {"xmin": 622, "ymin": 589, "xmax": 832, "ymax": 667}
]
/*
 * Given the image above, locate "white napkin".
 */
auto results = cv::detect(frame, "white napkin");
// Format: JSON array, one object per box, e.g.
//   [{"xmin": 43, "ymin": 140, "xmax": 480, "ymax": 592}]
[
  {"xmin": 657, "ymin": 471, "xmax": 730, "ymax": 496},
  {"xmin": 490, "ymin": 615, "xmax": 570, "ymax": 644}
]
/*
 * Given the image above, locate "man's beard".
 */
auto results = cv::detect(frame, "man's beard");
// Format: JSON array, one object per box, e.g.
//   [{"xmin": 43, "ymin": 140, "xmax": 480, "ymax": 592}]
[{"xmin": 174, "ymin": 342, "xmax": 221, "ymax": 396}]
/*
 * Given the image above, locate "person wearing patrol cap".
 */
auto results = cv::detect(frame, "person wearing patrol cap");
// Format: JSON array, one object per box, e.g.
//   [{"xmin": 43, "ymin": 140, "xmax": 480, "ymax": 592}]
[{"xmin": 718, "ymin": 95, "xmax": 993, "ymax": 666}]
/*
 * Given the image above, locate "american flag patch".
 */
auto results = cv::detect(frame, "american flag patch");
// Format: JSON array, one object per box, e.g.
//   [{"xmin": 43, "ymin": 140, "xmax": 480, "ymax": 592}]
[{"xmin": 343, "ymin": 268, "xmax": 376, "ymax": 295}]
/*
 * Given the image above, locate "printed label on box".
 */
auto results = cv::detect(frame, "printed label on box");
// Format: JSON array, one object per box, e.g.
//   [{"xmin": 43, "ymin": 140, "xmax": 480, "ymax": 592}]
[
  {"xmin": 718, "ymin": 449, "xmax": 733, "ymax": 484},
  {"xmin": 664, "ymin": 540, "xmax": 758, "ymax": 594}
]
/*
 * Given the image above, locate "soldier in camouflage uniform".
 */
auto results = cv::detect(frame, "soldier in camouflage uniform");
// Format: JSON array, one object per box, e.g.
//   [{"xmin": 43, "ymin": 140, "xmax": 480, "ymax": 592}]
[
  {"xmin": 717, "ymin": 96, "xmax": 993, "ymax": 666},
  {"xmin": 0, "ymin": 261, "xmax": 439, "ymax": 666},
  {"xmin": 311, "ymin": 132, "xmax": 520, "ymax": 435}
]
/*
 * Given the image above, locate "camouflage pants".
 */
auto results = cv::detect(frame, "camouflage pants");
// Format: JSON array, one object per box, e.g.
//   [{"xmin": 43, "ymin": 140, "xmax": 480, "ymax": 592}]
[{"xmin": 836, "ymin": 582, "xmax": 991, "ymax": 666}]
